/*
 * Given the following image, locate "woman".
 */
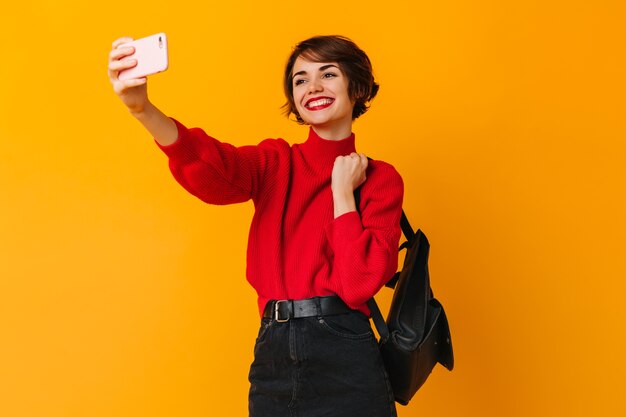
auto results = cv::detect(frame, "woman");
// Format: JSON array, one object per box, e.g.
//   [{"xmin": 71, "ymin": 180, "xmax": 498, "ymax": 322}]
[{"xmin": 108, "ymin": 35, "xmax": 403, "ymax": 417}]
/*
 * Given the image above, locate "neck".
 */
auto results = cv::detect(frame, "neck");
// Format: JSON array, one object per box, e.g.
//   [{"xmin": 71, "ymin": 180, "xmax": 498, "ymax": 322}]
[{"xmin": 310, "ymin": 120, "xmax": 352, "ymax": 141}]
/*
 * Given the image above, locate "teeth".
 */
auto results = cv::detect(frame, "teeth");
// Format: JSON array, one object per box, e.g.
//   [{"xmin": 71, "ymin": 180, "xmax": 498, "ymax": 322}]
[{"xmin": 307, "ymin": 98, "xmax": 333, "ymax": 107}]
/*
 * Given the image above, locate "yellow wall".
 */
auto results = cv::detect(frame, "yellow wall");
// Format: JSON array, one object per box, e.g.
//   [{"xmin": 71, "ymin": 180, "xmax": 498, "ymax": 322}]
[{"xmin": 1, "ymin": 1, "xmax": 625, "ymax": 416}]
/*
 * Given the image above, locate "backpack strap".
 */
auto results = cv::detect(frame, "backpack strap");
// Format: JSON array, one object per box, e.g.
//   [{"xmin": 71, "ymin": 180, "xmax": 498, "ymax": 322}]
[
  {"xmin": 367, "ymin": 297, "xmax": 390, "ymax": 342},
  {"xmin": 400, "ymin": 211, "xmax": 415, "ymax": 241}
]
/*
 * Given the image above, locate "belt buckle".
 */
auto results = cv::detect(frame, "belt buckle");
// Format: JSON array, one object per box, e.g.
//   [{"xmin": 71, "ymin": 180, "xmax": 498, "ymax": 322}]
[{"xmin": 274, "ymin": 300, "xmax": 290, "ymax": 323}]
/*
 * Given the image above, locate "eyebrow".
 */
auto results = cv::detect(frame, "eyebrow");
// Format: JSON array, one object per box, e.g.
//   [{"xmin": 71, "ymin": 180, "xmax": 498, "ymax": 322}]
[{"xmin": 292, "ymin": 64, "xmax": 340, "ymax": 79}]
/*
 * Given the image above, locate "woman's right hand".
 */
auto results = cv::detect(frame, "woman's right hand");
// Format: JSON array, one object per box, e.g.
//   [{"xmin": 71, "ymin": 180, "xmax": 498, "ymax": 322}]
[{"xmin": 108, "ymin": 37, "xmax": 149, "ymax": 114}]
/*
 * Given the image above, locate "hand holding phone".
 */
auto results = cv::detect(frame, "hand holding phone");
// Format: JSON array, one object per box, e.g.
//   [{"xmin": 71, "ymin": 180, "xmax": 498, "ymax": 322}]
[{"xmin": 118, "ymin": 33, "xmax": 169, "ymax": 81}]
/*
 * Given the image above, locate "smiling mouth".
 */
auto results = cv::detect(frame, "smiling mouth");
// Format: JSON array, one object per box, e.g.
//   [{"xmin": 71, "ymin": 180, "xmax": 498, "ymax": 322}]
[{"xmin": 305, "ymin": 97, "xmax": 334, "ymax": 110}]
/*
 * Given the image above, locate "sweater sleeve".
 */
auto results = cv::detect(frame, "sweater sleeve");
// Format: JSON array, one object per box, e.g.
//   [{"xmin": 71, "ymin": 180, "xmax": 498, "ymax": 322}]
[
  {"xmin": 324, "ymin": 162, "xmax": 404, "ymax": 309},
  {"xmin": 156, "ymin": 118, "xmax": 284, "ymax": 205}
]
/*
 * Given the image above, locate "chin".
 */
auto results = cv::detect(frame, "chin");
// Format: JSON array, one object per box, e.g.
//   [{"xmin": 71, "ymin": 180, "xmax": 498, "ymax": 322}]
[{"xmin": 306, "ymin": 117, "xmax": 331, "ymax": 126}]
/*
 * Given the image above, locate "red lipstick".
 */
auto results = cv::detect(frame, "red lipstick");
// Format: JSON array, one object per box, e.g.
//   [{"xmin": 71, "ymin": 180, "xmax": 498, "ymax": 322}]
[{"xmin": 305, "ymin": 96, "xmax": 335, "ymax": 111}]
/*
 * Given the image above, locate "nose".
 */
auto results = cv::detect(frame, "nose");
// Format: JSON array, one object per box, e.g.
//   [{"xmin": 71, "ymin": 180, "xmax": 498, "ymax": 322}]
[{"xmin": 308, "ymin": 78, "xmax": 323, "ymax": 93}]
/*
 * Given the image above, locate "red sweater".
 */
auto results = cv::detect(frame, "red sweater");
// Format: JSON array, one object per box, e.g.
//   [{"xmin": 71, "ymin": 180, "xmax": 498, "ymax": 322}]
[{"xmin": 157, "ymin": 119, "xmax": 404, "ymax": 316}]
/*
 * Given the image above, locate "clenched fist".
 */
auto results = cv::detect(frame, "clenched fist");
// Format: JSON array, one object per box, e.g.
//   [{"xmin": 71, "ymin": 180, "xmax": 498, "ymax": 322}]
[
  {"xmin": 331, "ymin": 152, "xmax": 368, "ymax": 218},
  {"xmin": 332, "ymin": 152, "xmax": 368, "ymax": 194}
]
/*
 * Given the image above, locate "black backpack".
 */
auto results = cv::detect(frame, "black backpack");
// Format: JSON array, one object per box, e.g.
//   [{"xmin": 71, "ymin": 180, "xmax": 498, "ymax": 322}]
[{"xmin": 355, "ymin": 188, "xmax": 454, "ymax": 405}]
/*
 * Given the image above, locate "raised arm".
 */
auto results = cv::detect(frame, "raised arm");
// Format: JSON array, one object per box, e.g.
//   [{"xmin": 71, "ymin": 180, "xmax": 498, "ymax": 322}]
[
  {"xmin": 108, "ymin": 36, "xmax": 288, "ymax": 206},
  {"xmin": 107, "ymin": 36, "xmax": 177, "ymax": 146}
]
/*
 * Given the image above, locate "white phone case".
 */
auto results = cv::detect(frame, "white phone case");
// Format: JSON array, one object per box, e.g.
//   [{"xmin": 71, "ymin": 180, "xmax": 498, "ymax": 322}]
[{"xmin": 118, "ymin": 33, "xmax": 168, "ymax": 81}]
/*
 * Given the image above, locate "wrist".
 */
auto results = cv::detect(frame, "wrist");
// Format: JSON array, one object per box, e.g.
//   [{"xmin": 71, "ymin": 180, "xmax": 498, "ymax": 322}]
[
  {"xmin": 129, "ymin": 101, "xmax": 154, "ymax": 119},
  {"xmin": 333, "ymin": 187, "xmax": 357, "ymax": 218},
  {"xmin": 331, "ymin": 183, "xmax": 354, "ymax": 197}
]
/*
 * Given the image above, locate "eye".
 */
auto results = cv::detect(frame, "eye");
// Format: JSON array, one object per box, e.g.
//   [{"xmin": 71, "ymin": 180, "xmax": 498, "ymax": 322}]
[
  {"xmin": 323, "ymin": 72, "xmax": 337, "ymax": 79},
  {"xmin": 294, "ymin": 79, "xmax": 305, "ymax": 86}
]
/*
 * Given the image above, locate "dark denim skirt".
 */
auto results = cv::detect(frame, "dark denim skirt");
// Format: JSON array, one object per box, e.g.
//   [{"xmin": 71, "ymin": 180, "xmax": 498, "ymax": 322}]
[{"xmin": 248, "ymin": 309, "xmax": 397, "ymax": 417}]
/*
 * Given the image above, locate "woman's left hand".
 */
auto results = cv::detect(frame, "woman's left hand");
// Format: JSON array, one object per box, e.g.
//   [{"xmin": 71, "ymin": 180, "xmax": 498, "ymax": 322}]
[
  {"xmin": 332, "ymin": 152, "xmax": 368, "ymax": 193},
  {"xmin": 331, "ymin": 153, "xmax": 368, "ymax": 217}
]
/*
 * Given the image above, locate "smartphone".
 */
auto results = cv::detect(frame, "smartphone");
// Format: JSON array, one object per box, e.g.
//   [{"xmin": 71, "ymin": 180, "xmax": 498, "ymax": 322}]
[{"xmin": 118, "ymin": 33, "xmax": 168, "ymax": 81}]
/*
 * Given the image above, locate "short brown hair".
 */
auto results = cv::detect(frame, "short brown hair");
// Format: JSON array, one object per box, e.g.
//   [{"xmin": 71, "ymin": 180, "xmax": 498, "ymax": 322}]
[{"xmin": 283, "ymin": 35, "xmax": 380, "ymax": 124}]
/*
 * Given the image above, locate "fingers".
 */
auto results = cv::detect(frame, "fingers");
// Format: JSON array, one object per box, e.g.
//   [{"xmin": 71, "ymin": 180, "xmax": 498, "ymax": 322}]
[
  {"xmin": 347, "ymin": 152, "xmax": 368, "ymax": 167},
  {"xmin": 109, "ymin": 56, "xmax": 136, "ymax": 72},
  {"xmin": 336, "ymin": 153, "xmax": 367, "ymax": 166},
  {"xmin": 109, "ymin": 46, "xmax": 135, "ymax": 61},
  {"xmin": 108, "ymin": 37, "xmax": 136, "ymax": 81},
  {"xmin": 108, "ymin": 53, "xmax": 139, "ymax": 86},
  {"xmin": 348, "ymin": 153, "xmax": 368, "ymax": 184},
  {"xmin": 333, "ymin": 152, "xmax": 368, "ymax": 189},
  {"xmin": 112, "ymin": 36, "xmax": 134, "ymax": 49},
  {"xmin": 108, "ymin": 44, "xmax": 136, "ymax": 73},
  {"xmin": 108, "ymin": 56, "xmax": 138, "ymax": 84},
  {"xmin": 108, "ymin": 36, "xmax": 149, "ymax": 109}
]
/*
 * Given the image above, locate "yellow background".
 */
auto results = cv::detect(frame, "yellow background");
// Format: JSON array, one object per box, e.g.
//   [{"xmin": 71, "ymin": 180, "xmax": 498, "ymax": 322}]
[{"xmin": 1, "ymin": 1, "xmax": 625, "ymax": 416}]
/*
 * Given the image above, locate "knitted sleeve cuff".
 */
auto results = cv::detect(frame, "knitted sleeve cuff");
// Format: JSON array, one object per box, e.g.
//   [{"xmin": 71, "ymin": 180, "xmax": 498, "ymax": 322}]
[{"xmin": 154, "ymin": 118, "xmax": 196, "ymax": 160}]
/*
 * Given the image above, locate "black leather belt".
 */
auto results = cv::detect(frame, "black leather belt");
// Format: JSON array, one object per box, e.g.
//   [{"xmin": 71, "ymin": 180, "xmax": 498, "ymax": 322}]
[{"xmin": 263, "ymin": 295, "xmax": 352, "ymax": 322}]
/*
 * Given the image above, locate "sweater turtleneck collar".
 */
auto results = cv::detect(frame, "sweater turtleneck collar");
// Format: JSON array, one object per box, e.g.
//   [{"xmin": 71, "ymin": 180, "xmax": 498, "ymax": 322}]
[{"xmin": 298, "ymin": 127, "xmax": 356, "ymax": 165}]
